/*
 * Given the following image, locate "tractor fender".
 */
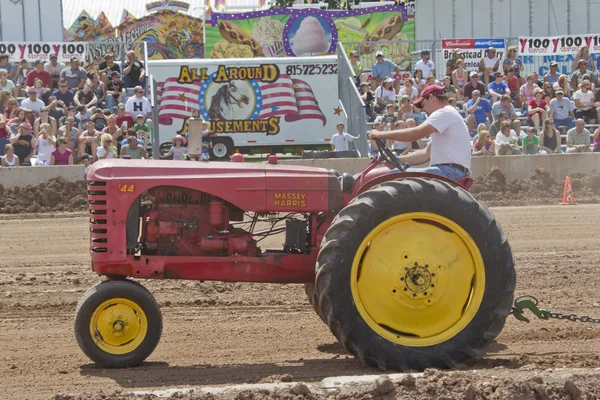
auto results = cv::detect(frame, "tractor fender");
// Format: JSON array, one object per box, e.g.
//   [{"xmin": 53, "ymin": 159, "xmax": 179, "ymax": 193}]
[{"xmin": 355, "ymin": 171, "xmax": 472, "ymax": 196}]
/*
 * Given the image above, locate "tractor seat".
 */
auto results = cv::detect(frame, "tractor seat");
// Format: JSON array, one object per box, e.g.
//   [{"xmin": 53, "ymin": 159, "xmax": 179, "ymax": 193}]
[{"xmin": 456, "ymin": 176, "xmax": 473, "ymax": 190}]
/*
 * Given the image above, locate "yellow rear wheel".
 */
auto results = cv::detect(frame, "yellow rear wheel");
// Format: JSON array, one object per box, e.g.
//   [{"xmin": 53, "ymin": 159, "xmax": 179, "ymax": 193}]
[
  {"xmin": 75, "ymin": 280, "xmax": 162, "ymax": 368},
  {"xmin": 313, "ymin": 178, "xmax": 515, "ymax": 371}
]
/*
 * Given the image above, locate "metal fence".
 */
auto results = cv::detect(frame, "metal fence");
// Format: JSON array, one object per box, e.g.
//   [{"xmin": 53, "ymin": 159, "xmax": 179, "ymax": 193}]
[{"xmin": 337, "ymin": 45, "xmax": 369, "ymax": 157}]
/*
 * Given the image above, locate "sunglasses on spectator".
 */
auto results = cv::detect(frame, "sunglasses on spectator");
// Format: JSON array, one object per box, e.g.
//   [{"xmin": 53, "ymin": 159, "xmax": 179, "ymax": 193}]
[{"xmin": 135, "ymin": 90, "xmax": 143, "ymax": 93}]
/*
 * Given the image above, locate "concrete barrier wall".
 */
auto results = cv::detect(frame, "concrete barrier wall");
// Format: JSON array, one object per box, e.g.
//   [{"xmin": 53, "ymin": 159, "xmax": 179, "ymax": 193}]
[
  {"xmin": 280, "ymin": 154, "xmax": 600, "ymax": 180},
  {"xmin": 1, "ymin": 154, "xmax": 600, "ymax": 189},
  {"xmin": 0, "ymin": 165, "xmax": 85, "ymax": 188}
]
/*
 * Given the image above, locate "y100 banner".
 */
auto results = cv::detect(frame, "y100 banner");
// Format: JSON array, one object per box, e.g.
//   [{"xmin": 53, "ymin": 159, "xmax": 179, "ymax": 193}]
[
  {"xmin": 0, "ymin": 42, "xmax": 88, "ymax": 63},
  {"xmin": 519, "ymin": 35, "xmax": 600, "ymax": 55},
  {"xmin": 442, "ymin": 38, "xmax": 505, "ymax": 72}
]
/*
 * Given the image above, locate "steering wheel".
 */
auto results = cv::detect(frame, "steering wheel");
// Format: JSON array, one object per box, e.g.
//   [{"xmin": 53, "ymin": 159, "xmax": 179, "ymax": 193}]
[{"xmin": 374, "ymin": 138, "xmax": 405, "ymax": 171}]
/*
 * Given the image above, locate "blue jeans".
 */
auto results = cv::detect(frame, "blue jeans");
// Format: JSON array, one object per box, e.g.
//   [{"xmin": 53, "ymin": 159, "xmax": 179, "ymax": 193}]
[
  {"xmin": 554, "ymin": 118, "xmax": 575, "ymax": 129},
  {"xmin": 106, "ymin": 95, "xmax": 127, "ymax": 113},
  {"xmin": 123, "ymin": 75, "xmax": 146, "ymax": 90},
  {"xmin": 406, "ymin": 164, "xmax": 468, "ymax": 180},
  {"xmin": 0, "ymin": 136, "xmax": 9, "ymax": 156}
]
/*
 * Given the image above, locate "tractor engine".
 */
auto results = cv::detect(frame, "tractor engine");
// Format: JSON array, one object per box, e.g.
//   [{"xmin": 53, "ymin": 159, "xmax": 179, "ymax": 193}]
[{"xmin": 141, "ymin": 187, "xmax": 258, "ymax": 257}]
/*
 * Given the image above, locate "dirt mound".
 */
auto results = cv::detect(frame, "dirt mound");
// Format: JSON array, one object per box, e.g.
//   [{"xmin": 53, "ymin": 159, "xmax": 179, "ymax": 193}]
[
  {"xmin": 471, "ymin": 167, "xmax": 600, "ymax": 206},
  {"xmin": 0, "ymin": 179, "xmax": 88, "ymax": 214}
]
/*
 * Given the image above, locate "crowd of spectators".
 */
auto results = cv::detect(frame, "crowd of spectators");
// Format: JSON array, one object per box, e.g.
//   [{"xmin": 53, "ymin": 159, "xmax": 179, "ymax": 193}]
[
  {"xmin": 357, "ymin": 45, "xmax": 600, "ymax": 156},
  {"xmin": 0, "ymin": 50, "xmax": 154, "ymax": 167}
]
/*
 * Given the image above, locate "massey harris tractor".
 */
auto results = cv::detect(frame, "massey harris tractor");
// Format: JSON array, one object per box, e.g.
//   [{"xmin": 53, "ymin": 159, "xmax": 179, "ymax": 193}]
[{"xmin": 75, "ymin": 139, "xmax": 516, "ymax": 371}]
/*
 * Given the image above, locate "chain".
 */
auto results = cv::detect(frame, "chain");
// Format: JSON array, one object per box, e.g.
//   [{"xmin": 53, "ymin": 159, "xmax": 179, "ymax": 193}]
[{"xmin": 511, "ymin": 295, "xmax": 600, "ymax": 324}]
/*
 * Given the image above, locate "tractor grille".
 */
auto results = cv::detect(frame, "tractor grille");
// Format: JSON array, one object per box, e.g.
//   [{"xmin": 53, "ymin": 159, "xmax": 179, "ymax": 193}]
[{"xmin": 88, "ymin": 181, "xmax": 108, "ymax": 253}]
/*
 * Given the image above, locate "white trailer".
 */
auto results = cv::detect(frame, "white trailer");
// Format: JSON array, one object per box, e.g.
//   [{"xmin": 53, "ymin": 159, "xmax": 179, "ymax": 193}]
[{"xmin": 148, "ymin": 56, "xmax": 340, "ymax": 159}]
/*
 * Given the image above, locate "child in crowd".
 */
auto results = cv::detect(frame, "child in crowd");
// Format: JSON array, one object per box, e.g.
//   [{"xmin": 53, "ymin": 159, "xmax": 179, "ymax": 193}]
[
  {"xmin": 96, "ymin": 133, "xmax": 118, "ymax": 160},
  {"xmin": 34, "ymin": 123, "xmax": 56, "ymax": 166},
  {"xmin": 80, "ymin": 154, "xmax": 91, "ymax": 176},
  {"xmin": 76, "ymin": 105, "xmax": 92, "ymax": 128},
  {"xmin": 162, "ymin": 134, "xmax": 188, "ymax": 160},
  {"xmin": 1, "ymin": 143, "xmax": 19, "ymax": 167},
  {"xmin": 133, "ymin": 114, "xmax": 150, "ymax": 148}
]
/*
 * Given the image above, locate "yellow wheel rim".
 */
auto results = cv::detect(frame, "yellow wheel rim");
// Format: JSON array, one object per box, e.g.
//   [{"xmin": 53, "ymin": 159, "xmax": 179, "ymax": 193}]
[
  {"xmin": 89, "ymin": 298, "xmax": 148, "ymax": 355},
  {"xmin": 350, "ymin": 212, "xmax": 485, "ymax": 347}
]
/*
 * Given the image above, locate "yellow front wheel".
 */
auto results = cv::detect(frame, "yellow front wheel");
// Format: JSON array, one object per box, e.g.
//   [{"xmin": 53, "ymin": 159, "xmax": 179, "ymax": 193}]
[
  {"xmin": 75, "ymin": 280, "xmax": 162, "ymax": 368},
  {"xmin": 313, "ymin": 178, "xmax": 515, "ymax": 371}
]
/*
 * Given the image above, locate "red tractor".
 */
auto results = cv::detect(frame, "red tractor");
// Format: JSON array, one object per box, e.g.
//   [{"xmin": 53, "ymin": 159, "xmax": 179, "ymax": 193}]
[{"xmin": 75, "ymin": 140, "xmax": 515, "ymax": 371}]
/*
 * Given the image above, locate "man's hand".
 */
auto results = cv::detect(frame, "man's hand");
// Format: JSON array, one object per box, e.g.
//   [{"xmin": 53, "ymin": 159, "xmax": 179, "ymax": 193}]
[{"xmin": 369, "ymin": 129, "xmax": 381, "ymax": 140}]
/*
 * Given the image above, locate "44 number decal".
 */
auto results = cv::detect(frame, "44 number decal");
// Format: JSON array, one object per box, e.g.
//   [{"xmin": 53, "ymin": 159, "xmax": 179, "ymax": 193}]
[{"xmin": 117, "ymin": 184, "xmax": 135, "ymax": 193}]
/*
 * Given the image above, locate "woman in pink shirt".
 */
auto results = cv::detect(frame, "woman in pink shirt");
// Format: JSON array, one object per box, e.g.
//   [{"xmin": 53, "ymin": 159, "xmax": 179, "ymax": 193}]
[
  {"xmin": 519, "ymin": 74, "xmax": 539, "ymax": 115},
  {"xmin": 528, "ymin": 88, "xmax": 549, "ymax": 132},
  {"xmin": 50, "ymin": 137, "xmax": 73, "ymax": 166}
]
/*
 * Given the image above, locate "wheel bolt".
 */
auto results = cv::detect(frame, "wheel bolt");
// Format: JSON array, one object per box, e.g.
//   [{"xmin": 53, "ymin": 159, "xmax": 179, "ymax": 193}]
[
  {"xmin": 404, "ymin": 288, "xmax": 408, "ymax": 291},
  {"xmin": 414, "ymin": 262, "xmax": 418, "ymax": 266},
  {"xmin": 425, "ymin": 264, "xmax": 428, "ymax": 268},
  {"xmin": 412, "ymin": 293, "xmax": 416, "ymax": 297},
  {"xmin": 431, "ymin": 284, "xmax": 435, "ymax": 287},
  {"xmin": 423, "ymin": 292, "xmax": 427, "ymax": 295}
]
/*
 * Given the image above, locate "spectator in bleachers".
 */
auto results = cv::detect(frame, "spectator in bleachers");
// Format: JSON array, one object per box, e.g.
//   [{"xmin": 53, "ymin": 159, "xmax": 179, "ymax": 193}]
[
  {"xmin": 74, "ymin": 82, "xmax": 98, "ymax": 109},
  {"xmin": 480, "ymin": 47, "xmax": 500, "ymax": 87},
  {"xmin": 34, "ymin": 122, "xmax": 55, "ymax": 166},
  {"xmin": 532, "ymin": 72, "xmax": 544, "ymax": 89},
  {"xmin": 52, "ymin": 79, "xmax": 75, "ymax": 108},
  {"xmin": 97, "ymin": 133, "xmax": 118, "ymax": 160},
  {"xmin": 133, "ymin": 114, "xmax": 150, "ymax": 145},
  {"xmin": 541, "ymin": 81, "xmax": 555, "ymax": 103},
  {"xmin": 519, "ymin": 74, "xmax": 539, "ymax": 114},
  {"xmin": 125, "ymin": 86, "xmax": 152, "ymax": 122},
  {"xmin": 60, "ymin": 57, "xmax": 87, "ymax": 91},
  {"xmin": 44, "ymin": 54, "xmax": 65, "ymax": 90},
  {"xmin": 550, "ymin": 89, "xmax": 576, "ymax": 129},
  {"xmin": 566, "ymin": 119, "xmax": 592, "ymax": 153},
  {"xmin": 371, "ymin": 51, "xmax": 399, "ymax": 90},
  {"xmin": 374, "ymin": 77, "xmax": 396, "ymax": 114},
  {"xmin": 573, "ymin": 80, "xmax": 597, "ymax": 123},
  {"xmin": 33, "ymin": 109, "xmax": 57, "ymax": 136},
  {"xmin": 330, "ymin": 122, "xmax": 360, "ymax": 152},
  {"xmin": 504, "ymin": 67, "xmax": 520, "ymax": 104},
  {"xmin": 572, "ymin": 46, "xmax": 596, "ymax": 73},
  {"xmin": 522, "ymin": 127, "xmax": 540, "ymax": 155},
  {"xmin": 487, "ymin": 72, "xmax": 510, "ymax": 104},
  {"xmin": 33, "ymin": 78, "xmax": 51, "ymax": 102},
  {"xmin": 14, "ymin": 59, "xmax": 29, "ymax": 94},
  {"xmin": 398, "ymin": 78, "xmax": 418, "ymax": 103},
  {"xmin": 495, "ymin": 120, "xmax": 521, "ymax": 155},
  {"xmin": 21, "ymin": 88, "xmax": 45, "ymax": 118},
  {"xmin": 448, "ymin": 96, "xmax": 460, "ymax": 112},
  {"xmin": 412, "ymin": 69, "xmax": 426, "ymax": 91},
  {"xmin": 123, "ymin": 50, "xmax": 146, "ymax": 89},
  {"xmin": 397, "ymin": 95, "xmax": 413, "ymax": 121},
  {"xmin": 89, "ymin": 73, "xmax": 107, "ymax": 110},
  {"xmin": 59, "ymin": 106, "xmax": 79, "ymax": 129},
  {"xmin": 0, "ymin": 69, "xmax": 17, "ymax": 98},
  {"xmin": 78, "ymin": 120, "xmax": 100, "ymax": 160},
  {"xmin": 91, "ymin": 108, "xmax": 107, "ymax": 132},
  {"xmin": 441, "ymin": 76, "xmax": 457, "ymax": 97},
  {"xmin": 544, "ymin": 61, "xmax": 561, "ymax": 84},
  {"xmin": 463, "ymin": 71, "xmax": 486, "ymax": 101},
  {"xmin": 7, "ymin": 108, "xmax": 27, "ymax": 131},
  {"xmin": 381, "ymin": 103, "xmax": 397, "ymax": 126},
  {"xmin": 75, "ymin": 105, "xmax": 92, "ymax": 128},
  {"xmin": 50, "ymin": 137, "xmax": 73, "ymax": 165},
  {"xmin": 106, "ymin": 71, "xmax": 127, "ymax": 114},
  {"xmin": 492, "ymin": 95, "xmax": 522, "ymax": 135},
  {"xmin": 98, "ymin": 53, "xmax": 121, "ymax": 86},
  {"xmin": 349, "ymin": 50, "xmax": 362, "ymax": 86},
  {"xmin": 571, "ymin": 60, "xmax": 594, "ymax": 90},
  {"xmin": 472, "ymin": 130, "xmax": 494, "ymax": 156},
  {"xmin": 116, "ymin": 103, "xmax": 135, "ymax": 130},
  {"xmin": 554, "ymin": 74, "xmax": 572, "ymax": 99},
  {"xmin": 539, "ymin": 118, "xmax": 563, "ymax": 154},
  {"xmin": 9, "ymin": 122, "xmax": 34, "ymax": 165},
  {"xmin": 25, "ymin": 60, "xmax": 51, "ymax": 95},
  {"xmin": 451, "ymin": 60, "xmax": 467, "ymax": 101},
  {"xmin": 3, "ymin": 98, "xmax": 17, "ymax": 120},
  {"xmin": 503, "ymin": 46, "xmax": 524, "ymax": 85},
  {"xmin": 388, "ymin": 120, "xmax": 411, "ymax": 156},
  {"xmin": 45, "ymin": 96, "xmax": 66, "ymax": 122},
  {"xmin": 528, "ymin": 88, "xmax": 549, "ymax": 132},
  {"xmin": 162, "ymin": 134, "xmax": 188, "ymax": 160},
  {"xmin": 0, "ymin": 112, "xmax": 7, "ymax": 156},
  {"xmin": 466, "ymin": 90, "xmax": 492, "ymax": 134},
  {"xmin": 0, "ymin": 90, "xmax": 9, "ymax": 114},
  {"xmin": 415, "ymin": 50, "xmax": 435, "ymax": 79},
  {"xmin": 359, "ymin": 82, "xmax": 375, "ymax": 122},
  {"xmin": 593, "ymin": 126, "xmax": 600, "ymax": 152},
  {"xmin": 0, "ymin": 54, "xmax": 15, "ymax": 82},
  {"xmin": 404, "ymin": 118, "xmax": 424, "ymax": 149},
  {"xmin": 445, "ymin": 49, "xmax": 463, "ymax": 76},
  {"xmin": 57, "ymin": 116, "xmax": 79, "ymax": 151},
  {"xmin": 1, "ymin": 143, "xmax": 19, "ymax": 166},
  {"xmin": 120, "ymin": 131, "xmax": 147, "ymax": 159}
]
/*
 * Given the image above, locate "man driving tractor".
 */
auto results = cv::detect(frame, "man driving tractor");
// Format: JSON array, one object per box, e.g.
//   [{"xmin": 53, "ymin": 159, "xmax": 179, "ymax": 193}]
[{"xmin": 369, "ymin": 85, "xmax": 471, "ymax": 180}]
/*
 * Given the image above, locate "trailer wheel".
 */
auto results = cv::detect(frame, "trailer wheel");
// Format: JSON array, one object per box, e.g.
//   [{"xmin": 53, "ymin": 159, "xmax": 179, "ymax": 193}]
[
  {"xmin": 314, "ymin": 178, "xmax": 515, "ymax": 371},
  {"xmin": 210, "ymin": 138, "xmax": 233, "ymax": 160},
  {"xmin": 74, "ymin": 280, "xmax": 163, "ymax": 368}
]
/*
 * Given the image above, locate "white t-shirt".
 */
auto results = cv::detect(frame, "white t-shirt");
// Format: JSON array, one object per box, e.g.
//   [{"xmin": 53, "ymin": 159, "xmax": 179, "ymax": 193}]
[
  {"xmin": 21, "ymin": 98, "xmax": 45, "ymax": 115},
  {"xmin": 97, "ymin": 145, "xmax": 117, "ymax": 159},
  {"xmin": 0, "ymin": 79, "xmax": 15, "ymax": 92},
  {"xmin": 35, "ymin": 135, "xmax": 56, "ymax": 161},
  {"xmin": 171, "ymin": 146, "xmax": 188, "ymax": 160},
  {"xmin": 392, "ymin": 140, "xmax": 408, "ymax": 150},
  {"xmin": 374, "ymin": 86, "xmax": 396, "ymax": 104},
  {"xmin": 125, "ymin": 96, "xmax": 152, "ymax": 116},
  {"xmin": 415, "ymin": 59, "xmax": 435, "ymax": 79},
  {"xmin": 45, "ymin": 62, "xmax": 65, "ymax": 77},
  {"xmin": 573, "ymin": 90, "xmax": 594, "ymax": 110},
  {"xmin": 330, "ymin": 132, "xmax": 354, "ymax": 151},
  {"xmin": 494, "ymin": 129, "xmax": 518, "ymax": 154},
  {"xmin": 398, "ymin": 86, "xmax": 419, "ymax": 102},
  {"xmin": 424, "ymin": 105, "xmax": 472, "ymax": 169},
  {"xmin": 483, "ymin": 56, "xmax": 499, "ymax": 68}
]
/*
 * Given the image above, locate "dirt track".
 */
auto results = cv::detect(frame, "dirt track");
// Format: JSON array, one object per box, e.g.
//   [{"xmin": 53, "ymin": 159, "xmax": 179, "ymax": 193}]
[{"xmin": 2, "ymin": 206, "xmax": 600, "ymax": 399}]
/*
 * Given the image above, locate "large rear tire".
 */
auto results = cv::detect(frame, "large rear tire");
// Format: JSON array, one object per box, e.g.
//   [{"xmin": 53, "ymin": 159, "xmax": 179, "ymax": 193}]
[
  {"xmin": 74, "ymin": 280, "xmax": 163, "ymax": 368},
  {"xmin": 314, "ymin": 178, "xmax": 515, "ymax": 371}
]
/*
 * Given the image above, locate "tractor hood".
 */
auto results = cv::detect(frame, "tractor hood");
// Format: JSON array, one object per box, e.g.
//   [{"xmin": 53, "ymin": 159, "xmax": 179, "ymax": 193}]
[{"xmin": 87, "ymin": 159, "xmax": 344, "ymax": 213}]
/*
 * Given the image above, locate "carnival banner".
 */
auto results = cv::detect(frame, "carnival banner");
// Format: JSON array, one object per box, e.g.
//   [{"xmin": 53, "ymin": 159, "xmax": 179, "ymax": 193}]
[
  {"xmin": 518, "ymin": 34, "xmax": 600, "ymax": 56},
  {"xmin": 0, "ymin": 41, "xmax": 88, "ymax": 63},
  {"xmin": 442, "ymin": 38, "xmax": 505, "ymax": 72},
  {"xmin": 205, "ymin": 5, "xmax": 415, "ymax": 66}
]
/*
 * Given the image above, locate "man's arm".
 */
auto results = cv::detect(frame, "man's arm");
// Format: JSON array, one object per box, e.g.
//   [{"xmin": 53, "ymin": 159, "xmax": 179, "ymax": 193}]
[
  {"xmin": 123, "ymin": 63, "xmax": 133, "ymax": 75},
  {"xmin": 398, "ymin": 142, "xmax": 431, "ymax": 166},
  {"xmin": 467, "ymin": 100, "xmax": 478, "ymax": 114},
  {"xmin": 9, "ymin": 132, "xmax": 20, "ymax": 144},
  {"xmin": 369, "ymin": 121, "xmax": 437, "ymax": 142}
]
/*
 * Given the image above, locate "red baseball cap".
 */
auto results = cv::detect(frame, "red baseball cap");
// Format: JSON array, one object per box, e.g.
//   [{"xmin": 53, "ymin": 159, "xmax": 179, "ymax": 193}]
[{"xmin": 413, "ymin": 85, "xmax": 445, "ymax": 107}]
